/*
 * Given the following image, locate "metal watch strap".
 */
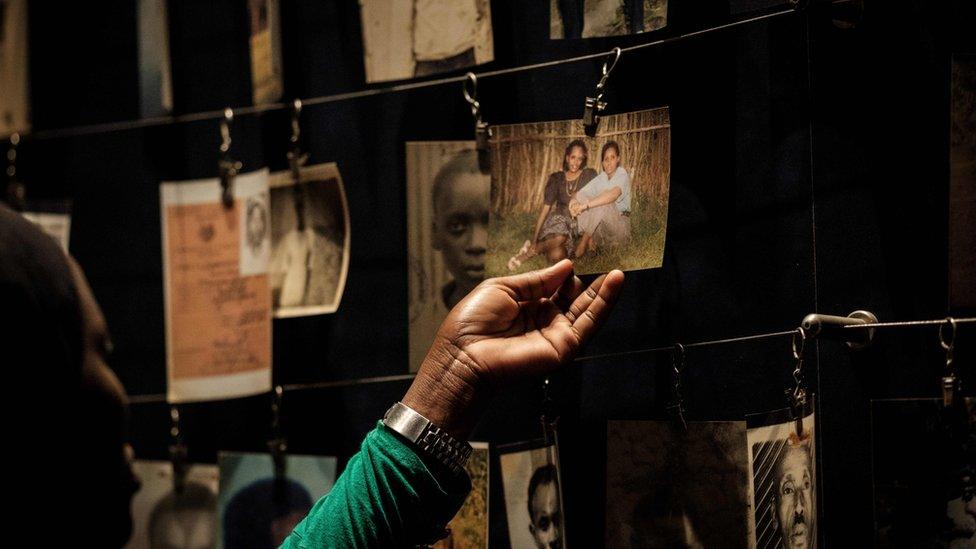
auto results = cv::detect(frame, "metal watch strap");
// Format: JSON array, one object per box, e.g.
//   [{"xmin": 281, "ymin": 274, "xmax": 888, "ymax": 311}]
[{"xmin": 383, "ymin": 402, "xmax": 472, "ymax": 475}]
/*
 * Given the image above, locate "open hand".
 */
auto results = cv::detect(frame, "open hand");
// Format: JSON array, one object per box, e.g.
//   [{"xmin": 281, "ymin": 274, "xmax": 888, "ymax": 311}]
[{"xmin": 403, "ymin": 260, "xmax": 624, "ymax": 438}]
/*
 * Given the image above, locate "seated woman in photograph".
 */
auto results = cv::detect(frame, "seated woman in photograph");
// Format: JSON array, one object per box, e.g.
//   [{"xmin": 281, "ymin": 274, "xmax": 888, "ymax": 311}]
[
  {"xmin": 507, "ymin": 139, "xmax": 597, "ymax": 271},
  {"xmin": 570, "ymin": 140, "xmax": 632, "ymax": 258}
]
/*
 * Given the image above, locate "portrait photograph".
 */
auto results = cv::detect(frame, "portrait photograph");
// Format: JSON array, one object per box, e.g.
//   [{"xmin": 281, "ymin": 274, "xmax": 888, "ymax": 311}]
[
  {"xmin": 406, "ymin": 142, "xmax": 490, "ymax": 372},
  {"xmin": 269, "ymin": 162, "xmax": 350, "ymax": 318},
  {"xmin": 217, "ymin": 452, "xmax": 337, "ymax": 549},
  {"xmin": 358, "ymin": 0, "xmax": 494, "ymax": 83},
  {"xmin": 499, "ymin": 441, "xmax": 566, "ymax": 549},
  {"xmin": 126, "ymin": 460, "xmax": 220, "ymax": 549},
  {"xmin": 871, "ymin": 398, "xmax": 975, "ymax": 548},
  {"xmin": 550, "ymin": 0, "xmax": 668, "ymax": 40},
  {"xmin": 606, "ymin": 420, "xmax": 750, "ymax": 548},
  {"xmin": 247, "ymin": 0, "xmax": 283, "ymax": 105},
  {"xmin": 433, "ymin": 442, "xmax": 489, "ymax": 548},
  {"xmin": 747, "ymin": 405, "xmax": 817, "ymax": 549},
  {"xmin": 488, "ymin": 107, "xmax": 670, "ymax": 277}
]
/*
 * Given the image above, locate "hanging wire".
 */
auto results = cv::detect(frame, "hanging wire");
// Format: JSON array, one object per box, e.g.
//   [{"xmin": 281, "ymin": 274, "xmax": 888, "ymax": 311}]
[
  {"xmin": 124, "ymin": 316, "xmax": 976, "ymax": 405},
  {"xmin": 17, "ymin": 7, "xmax": 798, "ymax": 142}
]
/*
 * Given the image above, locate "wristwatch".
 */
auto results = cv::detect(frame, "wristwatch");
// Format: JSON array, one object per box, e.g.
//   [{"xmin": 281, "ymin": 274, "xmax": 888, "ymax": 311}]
[{"xmin": 383, "ymin": 402, "xmax": 473, "ymax": 476}]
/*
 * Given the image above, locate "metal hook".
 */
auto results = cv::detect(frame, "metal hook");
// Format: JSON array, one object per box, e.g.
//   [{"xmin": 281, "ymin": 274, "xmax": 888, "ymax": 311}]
[
  {"xmin": 218, "ymin": 108, "xmax": 242, "ymax": 208},
  {"xmin": 789, "ymin": 328, "xmax": 808, "ymax": 437},
  {"xmin": 668, "ymin": 343, "xmax": 688, "ymax": 430},
  {"xmin": 290, "ymin": 99, "xmax": 302, "ymax": 147},
  {"xmin": 463, "ymin": 72, "xmax": 479, "ymax": 115},
  {"xmin": 4, "ymin": 133, "xmax": 25, "ymax": 211},
  {"xmin": 940, "ymin": 317, "xmax": 959, "ymax": 407},
  {"xmin": 169, "ymin": 405, "xmax": 188, "ymax": 494},
  {"xmin": 583, "ymin": 48, "xmax": 622, "ymax": 137},
  {"xmin": 464, "ymin": 72, "xmax": 492, "ymax": 172},
  {"xmin": 268, "ymin": 385, "xmax": 287, "ymax": 482}
]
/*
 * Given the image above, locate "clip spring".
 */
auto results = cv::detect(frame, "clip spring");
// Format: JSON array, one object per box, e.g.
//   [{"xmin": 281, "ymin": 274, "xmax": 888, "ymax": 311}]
[
  {"xmin": 169, "ymin": 405, "xmax": 188, "ymax": 494},
  {"xmin": 268, "ymin": 385, "xmax": 288, "ymax": 482},
  {"xmin": 4, "ymin": 133, "xmax": 25, "ymax": 211},
  {"xmin": 583, "ymin": 48, "xmax": 621, "ymax": 137}
]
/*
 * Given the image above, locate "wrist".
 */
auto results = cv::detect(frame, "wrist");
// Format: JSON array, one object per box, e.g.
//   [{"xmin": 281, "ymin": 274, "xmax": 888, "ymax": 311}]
[{"xmin": 403, "ymin": 338, "xmax": 487, "ymax": 440}]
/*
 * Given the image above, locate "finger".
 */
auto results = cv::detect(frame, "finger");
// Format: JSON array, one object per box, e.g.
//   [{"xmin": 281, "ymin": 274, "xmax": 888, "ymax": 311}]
[
  {"xmin": 491, "ymin": 259, "xmax": 574, "ymax": 302},
  {"xmin": 552, "ymin": 272, "xmax": 584, "ymax": 313},
  {"xmin": 565, "ymin": 273, "xmax": 606, "ymax": 324},
  {"xmin": 570, "ymin": 270, "xmax": 624, "ymax": 344}
]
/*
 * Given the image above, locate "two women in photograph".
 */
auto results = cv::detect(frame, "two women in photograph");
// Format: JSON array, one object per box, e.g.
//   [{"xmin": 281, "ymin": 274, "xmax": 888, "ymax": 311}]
[{"xmin": 508, "ymin": 139, "xmax": 632, "ymax": 271}]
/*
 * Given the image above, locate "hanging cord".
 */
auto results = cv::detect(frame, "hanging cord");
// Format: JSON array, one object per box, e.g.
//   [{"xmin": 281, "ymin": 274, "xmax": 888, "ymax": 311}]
[
  {"xmin": 125, "ymin": 316, "xmax": 976, "ymax": 405},
  {"xmin": 13, "ymin": 7, "xmax": 798, "ymax": 143}
]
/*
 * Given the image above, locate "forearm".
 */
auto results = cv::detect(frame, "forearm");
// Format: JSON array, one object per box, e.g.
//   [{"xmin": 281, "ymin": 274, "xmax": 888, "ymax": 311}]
[
  {"xmin": 281, "ymin": 423, "xmax": 470, "ymax": 548},
  {"xmin": 583, "ymin": 187, "xmax": 622, "ymax": 209}
]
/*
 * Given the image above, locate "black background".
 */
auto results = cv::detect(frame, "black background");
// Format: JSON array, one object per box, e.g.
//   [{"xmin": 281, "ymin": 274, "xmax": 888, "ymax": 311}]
[{"xmin": 14, "ymin": 0, "xmax": 976, "ymax": 546}]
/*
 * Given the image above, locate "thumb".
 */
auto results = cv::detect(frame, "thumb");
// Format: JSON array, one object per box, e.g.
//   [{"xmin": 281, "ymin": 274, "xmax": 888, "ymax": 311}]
[{"xmin": 490, "ymin": 259, "xmax": 574, "ymax": 302}]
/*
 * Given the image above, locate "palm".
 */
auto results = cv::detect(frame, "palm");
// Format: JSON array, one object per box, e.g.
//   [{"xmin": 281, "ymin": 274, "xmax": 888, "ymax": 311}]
[{"xmin": 434, "ymin": 261, "xmax": 619, "ymax": 384}]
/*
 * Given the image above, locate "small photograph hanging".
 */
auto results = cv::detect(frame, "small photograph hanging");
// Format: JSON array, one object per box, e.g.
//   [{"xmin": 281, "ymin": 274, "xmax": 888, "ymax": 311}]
[
  {"xmin": 137, "ymin": 0, "xmax": 173, "ymax": 117},
  {"xmin": 247, "ymin": 0, "xmax": 283, "ymax": 105},
  {"xmin": 871, "ymin": 398, "xmax": 975, "ymax": 548},
  {"xmin": 500, "ymin": 441, "xmax": 566, "ymax": 549},
  {"xmin": 269, "ymin": 162, "xmax": 350, "ymax": 318},
  {"xmin": 950, "ymin": 54, "xmax": 976, "ymax": 309},
  {"xmin": 218, "ymin": 452, "xmax": 338, "ymax": 549},
  {"xmin": 606, "ymin": 420, "xmax": 750, "ymax": 548},
  {"xmin": 406, "ymin": 142, "xmax": 490, "ymax": 372},
  {"xmin": 747, "ymin": 403, "xmax": 817, "ymax": 549},
  {"xmin": 358, "ymin": 0, "xmax": 494, "ymax": 83},
  {"xmin": 21, "ymin": 199, "xmax": 72, "ymax": 252},
  {"xmin": 488, "ymin": 107, "xmax": 671, "ymax": 276},
  {"xmin": 126, "ymin": 460, "xmax": 220, "ymax": 549},
  {"xmin": 433, "ymin": 442, "xmax": 490, "ymax": 548},
  {"xmin": 550, "ymin": 0, "xmax": 668, "ymax": 39},
  {"xmin": 0, "ymin": 0, "xmax": 30, "ymax": 134},
  {"xmin": 160, "ymin": 170, "xmax": 272, "ymax": 403}
]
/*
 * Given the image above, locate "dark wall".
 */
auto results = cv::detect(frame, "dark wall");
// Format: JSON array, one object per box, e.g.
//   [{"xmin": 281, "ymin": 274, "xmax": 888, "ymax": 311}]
[{"xmin": 14, "ymin": 1, "xmax": 974, "ymax": 546}]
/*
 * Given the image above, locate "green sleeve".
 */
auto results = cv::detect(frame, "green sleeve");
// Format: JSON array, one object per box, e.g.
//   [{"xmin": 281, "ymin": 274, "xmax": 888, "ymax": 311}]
[{"xmin": 280, "ymin": 422, "xmax": 471, "ymax": 548}]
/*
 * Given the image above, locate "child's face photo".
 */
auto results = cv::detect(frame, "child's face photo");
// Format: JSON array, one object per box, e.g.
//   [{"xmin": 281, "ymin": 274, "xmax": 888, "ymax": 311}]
[{"xmin": 433, "ymin": 170, "xmax": 490, "ymax": 289}]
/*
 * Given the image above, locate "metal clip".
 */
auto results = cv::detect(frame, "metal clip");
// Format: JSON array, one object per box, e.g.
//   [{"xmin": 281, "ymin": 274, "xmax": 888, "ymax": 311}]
[
  {"xmin": 788, "ymin": 328, "xmax": 808, "ymax": 437},
  {"xmin": 4, "ymin": 133, "xmax": 25, "ymax": 211},
  {"xmin": 268, "ymin": 385, "xmax": 288, "ymax": 483},
  {"xmin": 218, "ymin": 108, "xmax": 242, "ymax": 208},
  {"xmin": 940, "ymin": 317, "xmax": 959, "ymax": 408},
  {"xmin": 583, "ymin": 47, "xmax": 621, "ymax": 137},
  {"xmin": 667, "ymin": 343, "xmax": 688, "ymax": 430},
  {"xmin": 169, "ymin": 405, "xmax": 188, "ymax": 494},
  {"xmin": 463, "ymin": 73, "xmax": 492, "ymax": 173},
  {"xmin": 541, "ymin": 377, "xmax": 557, "ymax": 445}
]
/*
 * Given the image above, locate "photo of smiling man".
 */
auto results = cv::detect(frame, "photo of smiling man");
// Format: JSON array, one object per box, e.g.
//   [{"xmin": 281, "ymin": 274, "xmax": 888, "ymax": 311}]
[{"xmin": 406, "ymin": 142, "xmax": 490, "ymax": 372}]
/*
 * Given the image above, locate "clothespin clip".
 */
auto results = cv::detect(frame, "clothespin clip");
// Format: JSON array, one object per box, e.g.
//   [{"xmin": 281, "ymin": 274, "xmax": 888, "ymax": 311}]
[
  {"xmin": 787, "ymin": 328, "xmax": 808, "ymax": 437},
  {"xmin": 940, "ymin": 318, "xmax": 959, "ymax": 408},
  {"xmin": 4, "ymin": 133, "xmax": 25, "ymax": 211},
  {"xmin": 267, "ymin": 385, "xmax": 288, "ymax": 485},
  {"xmin": 463, "ymin": 73, "xmax": 492, "ymax": 173},
  {"xmin": 667, "ymin": 343, "xmax": 688, "ymax": 430},
  {"xmin": 169, "ymin": 406, "xmax": 188, "ymax": 494},
  {"xmin": 218, "ymin": 108, "xmax": 242, "ymax": 208},
  {"xmin": 583, "ymin": 47, "xmax": 621, "ymax": 137}
]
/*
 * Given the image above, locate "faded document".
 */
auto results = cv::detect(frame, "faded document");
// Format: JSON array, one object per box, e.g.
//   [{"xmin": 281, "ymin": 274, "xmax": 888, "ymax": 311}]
[{"xmin": 161, "ymin": 170, "xmax": 272, "ymax": 403}]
